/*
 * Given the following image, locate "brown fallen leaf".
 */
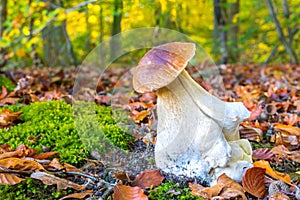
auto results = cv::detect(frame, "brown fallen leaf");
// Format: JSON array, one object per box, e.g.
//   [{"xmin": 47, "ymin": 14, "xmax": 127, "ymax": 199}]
[
  {"xmin": 48, "ymin": 158, "xmax": 64, "ymax": 170},
  {"xmin": 0, "ymin": 86, "xmax": 8, "ymax": 99},
  {"xmin": 269, "ymin": 192, "xmax": 290, "ymax": 200},
  {"xmin": 242, "ymin": 167, "xmax": 267, "ymax": 198},
  {"xmin": 132, "ymin": 170, "xmax": 164, "ymax": 189},
  {"xmin": 239, "ymin": 124, "xmax": 263, "ymax": 142},
  {"xmin": 131, "ymin": 110, "xmax": 150, "ymax": 122},
  {"xmin": 217, "ymin": 173, "xmax": 247, "ymax": 200},
  {"xmin": 59, "ymin": 191, "xmax": 93, "ymax": 200},
  {"xmin": 0, "ymin": 97, "xmax": 19, "ymax": 105},
  {"xmin": 30, "ymin": 172, "xmax": 85, "ymax": 191},
  {"xmin": 189, "ymin": 182, "xmax": 223, "ymax": 199},
  {"xmin": 0, "ymin": 173, "xmax": 25, "ymax": 185},
  {"xmin": 274, "ymin": 124, "xmax": 300, "ymax": 136},
  {"xmin": 0, "ymin": 110, "xmax": 23, "ymax": 127},
  {"xmin": 272, "ymin": 145, "xmax": 300, "ymax": 163},
  {"xmin": 113, "ymin": 184, "xmax": 148, "ymax": 200},
  {"xmin": 253, "ymin": 160, "xmax": 291, "ymax": 184},
  {"xmin": 0, "ymin": 157, "xmax": 44, "ymax": 171},
  {"xmin": 33, "ymin": 151, "xmax": 58, "ymax": 160},
  {"xmin": 252, "ymin": 148, "xmax": 274, "ymax": 160}
]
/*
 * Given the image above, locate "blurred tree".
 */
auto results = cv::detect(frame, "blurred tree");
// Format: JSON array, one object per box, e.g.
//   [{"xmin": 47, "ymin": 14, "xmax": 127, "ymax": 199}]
[
  {"xmin": 0, "ymin": 0, "xmax": 7, "ymax": 67},
  {"xmin": 110, "ymin": 0, "xmax": 123, "ymax": 59},
  {"xmin": 265, "ymin": 0, "xmax": 298, "ymax": 64}
]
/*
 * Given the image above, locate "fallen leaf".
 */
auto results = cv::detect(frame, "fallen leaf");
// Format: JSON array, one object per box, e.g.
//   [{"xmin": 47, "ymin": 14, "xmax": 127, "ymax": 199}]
[
  {"xmin": 217, "ymin": 173, "xmax": 247, "ymax": 200},
  {"xmin": 30, "ymin": 172, "xmax": 85, "ymax": 190},
  {"xmin": 0, "ymin": 110, "xmax": 23, "ymax": 127},
  {"xmin": 113, "ymin": 184, "xmax": 148, "ymax": 200},
  {"xmin": 59, "ymin": 191, "xmax": 93, "ymax": 200},
  {"xmin": 0, "ymin": 173, "xmax": 25, "ymax": 185},
  {"xmin": 252, "ymin": 148, "xmax": 274, "ymax": 160},
  {"xmin": 0, "ymin": 97, "xmax": 19, "ymax": 105},
  {"xmin": 268, "ymin": 193, "xmax": 290, "ymax": 200},
  {"xmin": 0, "ymin": 86, "xmax": 8, "ymax": 99},
  {"xmin": 132, "ymin": 110, "xmax": 150, "ymax": 122},
  {"xmin": 253, "ymin": 160, "xmax": 291, "ymax": 184},
  {"xmin": 33, "ymin": 151, "xmax": 58, "ymax": 160},
  {"xmin": 189, "ymin": 182, "xmax": 223, "ymax": 198},
  {"xmin": 240, "ymin": 124, "xmax": 263, "ymax": 142},
  {"xmin": 242, "ymin": 167, "xmax": 267, "ymax": 198},
  {"xmin": 132, "ymin": 170, "xmax": 164, "ymax": 189},
  {"xmin": 0, "ymin": 157, "xmax": 44, "ymax": 171},
  {"xmin": 48, "ymin": 158, "xmax": 64, "ymax": 170},
  {"xmin": 274, "ymin": 124, "xmax": 300, "ymax": 136}
]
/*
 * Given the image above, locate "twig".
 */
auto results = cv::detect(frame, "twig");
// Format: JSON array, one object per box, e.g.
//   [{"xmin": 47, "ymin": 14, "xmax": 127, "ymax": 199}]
[{"xmin": 0, "ymin": 167, "xmax": 32, "ymax": 175}]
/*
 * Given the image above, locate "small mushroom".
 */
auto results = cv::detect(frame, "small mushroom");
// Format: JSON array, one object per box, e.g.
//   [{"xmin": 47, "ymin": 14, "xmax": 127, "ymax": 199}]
[{"xmin": 133, "ymin": 42, "xmax": 252, "ymax": 183}]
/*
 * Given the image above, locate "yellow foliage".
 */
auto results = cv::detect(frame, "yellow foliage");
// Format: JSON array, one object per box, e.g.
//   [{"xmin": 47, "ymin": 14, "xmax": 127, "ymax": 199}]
[
  {"xmin": 21, "ymin": 26, "xmax": 30, "ymax": 36},
  {"xmin": 88, "ymin": 15, "xmax": 98, "ymax": 24},
  {"xmin": 258, "ymin": 43, "xmax": 270, "ymax": 51}
]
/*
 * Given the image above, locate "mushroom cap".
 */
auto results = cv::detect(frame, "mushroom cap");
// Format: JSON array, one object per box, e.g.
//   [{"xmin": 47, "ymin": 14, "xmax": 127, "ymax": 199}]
[{"xmin": 133, "ymin": 42, "xmax": 196, "ymax": 93}]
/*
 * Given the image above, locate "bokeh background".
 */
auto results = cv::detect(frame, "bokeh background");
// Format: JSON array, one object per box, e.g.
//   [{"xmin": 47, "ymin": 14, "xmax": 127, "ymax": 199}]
[{"xmin": 0, "ymin": 0, "xmax": 299, "ymax": 68}]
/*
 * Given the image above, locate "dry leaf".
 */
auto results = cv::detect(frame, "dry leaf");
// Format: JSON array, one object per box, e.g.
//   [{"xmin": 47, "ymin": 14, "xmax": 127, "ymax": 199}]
[
  {"xmin": 0, "ymin": 110, "xmax": 23, "ymax": 127},
  {"xmin": 242, "ymin": 167, "xmax": 267, "ymax": 198},
  {"xmin": 132, "ymin": 110, "xmax": 150, "ymax": 122},
  {"xmin": 30, "ymin": 172, "xmax": 85, "ymax": 190},
  {"xmin": 239, "ymin": 124, "xmax": 263, "ymax": 142},
  {"xmin": 132, "ymin": 170, "xmax": 164, "ymax": 189},
  {"xmin": 33, "ymin": 151, "xmax": 58, "ymax": 160},
  {"xmin": 113, "ymin": 184, "xmax": 148, "ymax": 200},
  {"xmin": 253, "ymin": 160, "xmax": 291, "ymax": 184},
  {"xmin": 59, "ymin": 191, "xmax": 93, "ymax": 200},
  {"xmin": 252, "ymin": 148, "xmax": 274, "ymax": 160},
  {"xmin": 0, "ymin": 173, "xmax": 25, "ymax": 185},
  {"xmin": 0, "ymin": 86, "xmax": 8, "ymax": 99},
  {"xmin": 269, "ymin": 193, "xmax": 290, "ymax": 200},
  {"xmin": 274, "ymin": 124, "xmax": 300, "ymax": 136},
  {"xmin": 189, "ymin": 182, "xmax": 223, "ymax": 198},
  {"xmin": 48, "ymin": 158, "xmax": 64, "ymax": 170},
  {"xmin": 217, "ymin": 173, "xmax": 247, "ymax": 200},
  {"xmin": 0, "ymin": 157, "xmax": 44, "ymax": 171},
  {"xmin": 0, "ymin": 97, "xmax": 19, "ymax": 105}
]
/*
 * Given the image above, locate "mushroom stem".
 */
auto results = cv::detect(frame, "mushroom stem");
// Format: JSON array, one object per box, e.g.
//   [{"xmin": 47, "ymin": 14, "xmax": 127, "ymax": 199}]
[{"xmin": 155, "ymin": 69, "xmax": 252, "ymax": 182}]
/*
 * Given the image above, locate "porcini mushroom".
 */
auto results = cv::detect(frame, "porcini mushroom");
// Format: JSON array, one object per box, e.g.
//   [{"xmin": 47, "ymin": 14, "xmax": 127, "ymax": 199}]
[{"xmin": 133, "ymin": 42, "xmax": 252, "ymax": 183}]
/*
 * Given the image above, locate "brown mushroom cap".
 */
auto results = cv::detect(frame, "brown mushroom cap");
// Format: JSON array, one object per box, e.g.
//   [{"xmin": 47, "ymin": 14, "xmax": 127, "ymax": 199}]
[{"xmin": 133, "ymin": 42, "xmax": 196, "ymax": 93}]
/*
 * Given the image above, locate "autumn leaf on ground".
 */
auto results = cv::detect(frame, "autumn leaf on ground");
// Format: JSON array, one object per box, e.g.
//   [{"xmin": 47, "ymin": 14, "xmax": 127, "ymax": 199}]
[
  {"xmin": 59, "ymin": 191, "xmax": 93, "ymax": 200},
  {"xmin": 252, "ymin": 148, "xmax": 274, "ymax": 160},
  {"xmin": 239, "ymin": 124, "xmax": 263, "ymax": 142},
  {"xmin": 189, "ymin": 182, "xmax": 223, "ymax": 199},
  {"xmin": 131, "ymin": 110, "xmax": 150, "ymax": 122},
  {"xmin": 274, "ymin": 124, "xmax": 300, "ymax": 136},
  {"xmin": 253, "ymin": 160, "xmax": 291, "ymax": 184},
  {"xmin": 272, "ymin": 145, "xmax": 300, "ymax": 163},
  {"xmin": 242, "ymin": 167, "xmax": 267, "ymax": 198},
  {"xmin": 132, "ymin": 170, "xmax": 164, "ymax": 189},
  {"xmin": 0, "ymin": 109, "xmax": 22, "ymax": 127},
  {"xmin": 269, "ymin": 193, "xmax": 290, "ymax": 200},
  {"xmin": 30, "ymin": 172, "xmax": 85, "ymax": 191},
  {"xmin": 0, "ymin": 173, "xmax": 25, "ymax": 185},
  {"xmin": 0, "ymin": 157, "xmax": 44, "ymax": 171},
  {"xmin": 217, "ymin": 173, "xmax": 247, "ymax": 200},
  {"xmin": 113, "ymin": 184, "xmax": 148, "ymax": 200},
  {"xmin": 33, "ymin": 151, "xmax": 58, "ymax": 160}
]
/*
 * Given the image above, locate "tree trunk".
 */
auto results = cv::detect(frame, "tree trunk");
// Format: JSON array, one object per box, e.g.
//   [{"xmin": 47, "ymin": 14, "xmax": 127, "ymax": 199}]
[
  {"xmin": 228, "ymin": 0, "xmax": 239, "ymax": 62},
  {"xmin": 0, "ymin": 0, "xmax": 7, "ymax": 67},
  {"xmin": 214, "ymin": 0, "xmax": 228, "ymax": 64},
  {"xmin": 110, "ymin": 0, "xmax": 123, "ymax": 59},
  {"xmin": 265, "ymin": 0, "xmax": 298, "ymax": 64}
]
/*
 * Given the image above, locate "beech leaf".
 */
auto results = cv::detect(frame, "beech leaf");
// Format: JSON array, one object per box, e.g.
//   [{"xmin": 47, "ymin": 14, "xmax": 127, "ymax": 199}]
[
  {"xmin": 113, "ymin": 184, "xmax": 148, "ymax": 200},
  {"xmin": 252, "ymin": 148, "xmax": 274, "ymax": 160},
  {"xmin": 30, "ymin": 172, "xmax": 85, "ymax": 191},
  {"xmin": 242, "ymin": 167, "xmax": 267, "ymax": 198},
  {"xmin": 274, "ymin": 124, "xmax": 300, "ymax": 136},
  {"xmin": 0, "ymin": 173, "xmax": 25, "ymax": 185},
  {"xmin": 217, "ymin": 173, "xmax": 247, "ymax": 200},
  {"xmin": 59, "ymin": 191, "xmax": 93, "ymax": 200},
  {"xmin": 0, "ymin": 157, "xmax": 44, "ymax": 171},
  {"xmin": 253, "ymin": 160, "xmax": 291, "ymax": 184},
  {"xmin": 132, "ymin": 170, "xmax": 164, "ymax": 189},
  {"xmin": 189, "ymin": 182, "xmax": 223, "ymax": 198}
]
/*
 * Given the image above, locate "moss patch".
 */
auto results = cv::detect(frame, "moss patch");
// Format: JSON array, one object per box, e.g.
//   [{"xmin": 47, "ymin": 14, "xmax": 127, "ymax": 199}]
[
  {"xmin": 0, "ymin": 100, "xmax": 134, "ymax": 164},
  {"xmin": 148, "ymin": 181, "xmax": 202, "ymax": 200},
  {"xmin": 0, "ymin": 74, "xmax": 15, "ymax": 92}
]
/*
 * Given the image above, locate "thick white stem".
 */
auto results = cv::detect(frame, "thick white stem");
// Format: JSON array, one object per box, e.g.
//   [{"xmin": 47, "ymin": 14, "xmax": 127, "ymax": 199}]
[{"xmin": 155, "ymin": 69, "xmax": 252, "ymax": 183}]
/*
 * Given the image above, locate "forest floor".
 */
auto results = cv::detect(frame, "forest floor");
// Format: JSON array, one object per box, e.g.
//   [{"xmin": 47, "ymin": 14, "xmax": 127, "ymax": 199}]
[{"xmin": 0, "ymin": 63, "xmax": 299, "ymax": 200}]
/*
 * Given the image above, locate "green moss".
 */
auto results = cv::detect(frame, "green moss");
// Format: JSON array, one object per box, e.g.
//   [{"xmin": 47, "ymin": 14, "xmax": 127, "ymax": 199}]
[
  {"xmin": 0, "ymin": 74, "xmax": 15, "ymax": 92},
  {"xmin": 0, "ymin": 100, "xmax": 134, "ymax": 164},
  {"xmin": 0, "ymin": 178, "xmax": 68, "ymax": 200},
  {"xmin": 148, "ymin": 181, "xmax": 203, "ymax": 200}
]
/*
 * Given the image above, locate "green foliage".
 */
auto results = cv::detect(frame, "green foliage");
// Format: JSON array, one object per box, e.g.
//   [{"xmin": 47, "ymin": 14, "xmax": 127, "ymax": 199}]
[
  {"xmin": 0, "ymin": 100, "xmax": 134, "ymax": 164},
  {"xmin": 148, "ymin": 181, "xmax": 202, "ymax": 200},
  {"xmin": 0, "ymin": 74, "xmax": 15, "ymax": 92},
  {"xmin": 0, "ymin": 178, "xmax": 68, "ymax": 200}
]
